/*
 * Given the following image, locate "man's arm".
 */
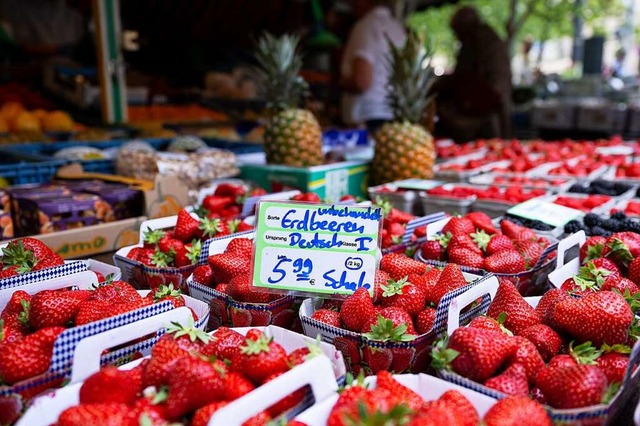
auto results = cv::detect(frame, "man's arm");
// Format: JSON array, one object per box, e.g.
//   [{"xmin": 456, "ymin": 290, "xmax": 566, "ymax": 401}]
[{"xmin": 340, "ymin": 56, "xmax": 373, "ymax": 94}]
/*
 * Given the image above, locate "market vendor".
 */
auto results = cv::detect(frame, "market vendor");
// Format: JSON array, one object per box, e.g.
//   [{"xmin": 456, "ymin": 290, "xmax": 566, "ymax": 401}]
[{"xmin": 340, "ymin": 0, "xmax": 406, "ymax": 134}]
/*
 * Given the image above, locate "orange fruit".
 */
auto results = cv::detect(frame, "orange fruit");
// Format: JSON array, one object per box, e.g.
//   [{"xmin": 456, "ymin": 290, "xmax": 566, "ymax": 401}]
[
  {"xmin": 42, "ymin": 110, "xmax": 75, "ymax": 132},
  {"xmin": 13, "ymin": 111, "xmax": 41, "ymax": 132},
  {"xmin": 32, "ymin": 109, "xmax": 48, "ymax": 121},
  {"xmin": 0, "ymin": 117, "xmax": 8, "ymax": 133},
  {"xmin": 0, "ymin": 102, "xmax": 25, "ymax": 123}
]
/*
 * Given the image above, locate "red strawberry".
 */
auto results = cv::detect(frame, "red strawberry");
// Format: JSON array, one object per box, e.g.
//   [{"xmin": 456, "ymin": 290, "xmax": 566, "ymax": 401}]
[
  {"xmin": 379, "ymin": 253, "xmax": 427, "ymax": 281},
  {"xmin": 483, "ymin": 250, "xmax": 526, "ymax": 274},
  {"xmin": 203, "ymin": 327, "xmax": 245, "ymax": 361},
  {"xmin": 0, "ymin": 316, "xmax": 28, "ymax": 344},
  {"xmin": 548, "ymin": 354, "xmax": 578, "ymax": 369},
  {"xmin": 628, "ymin": 256, "xmax": 640, "ymax": 285},
  {"xmin": 602, "ymin": 276, "xmax": 639, "ymax": 294},
  {"xmin": 0, "ymin": 326, "xmax": 65, "ymax": 384},
  {"xmin": 165, "ymin": 357, "xmax": 225, "ymax": 420},
  {"xmin": 228, "ymin": 219, "xmax": 254, "ymax": 234},
  {"xmin": 158, "ymin": 235, "xmax": 185, "ymax": 257},
  {"xmin": 231, "ymin": 332, "xmax": 288, "ymax": 384},
  {"xmin": 90, "ymin": 280, "xmax": 141, "ymax": 304},
  {"xmin": 448, "ymin": 246, "xmax": 485, "ymax": 269},
  {"xmin": 79, "ymin": 366, "xmax": 141, "ymax": 404},
  {"xmin": 340, "ymin": 287, "xmax": 375, "ymax": 332},
  {"xmin": 433, "ymin": 327, "xmax": 517, "ymax": 382},
  {"xmin": 435, "ymin": 390, "xmax": 480, "ymax": 426},
  {"xmin": 208, "ymin": 252, "xmax": 251, "ymax": 284},
  {"xmin": 173, "ymin": 209, "xmax": 200, "ymax": 242},
  {"xmin": 75, "ymin": 298, "xmax": 152, "ymax": 325},
  {"xmin": 421, "ymin": 239, "xmax": 445, "ymax": 261},
  {"xmin": 536, "ymin": 364, "xmax": 608, "ymax": 409},
  {"xmin": 199, "ymin": 217, "xmax": 230, "ymax": 239},
  {"xmin": 362, "ymin": 307, "xmax": 417, "ymax": 335},
  {"xmin": 214, "ymin": 183, "xmax": 246, "ymax": 198},
  {"xmin": 142, "ymin": 228, "xmax": 164, "ymax": 247},
  {"xmin": 131, "ymin": 397, "xmax": 169, "ymax": 425},
  {"xmin": 29, "ymin": 289, "xmax": 91, "ymax": 329},
  {"xmin": 500, "ymin": 220, "xmax": 536, "ymax": 241},
  {"xmin": 534, "ymin": 288, "xmax": 569, "ymax": 326},
  {"xmin": 146, "ymin": 284, "xmax": 185, "ymax": 308},
  {"xmin": 427, "ymin": 263, "xmax": 467, "ymax": 305},
  {"xmin": 447, "ymin": 234, "xmax": 482, "ymax": 255},
  {"xmin": 203, "ymin": 194, "xmax": 234, "ymax": 213},
  {"xmin": 509, "ymin": 336, "xmax": 545, "ymax": 382},
  {"xmin": 442, "ymin": 217, "xmax": 475, "ymax": 237},
  {"xmin": 487, "ymin": 280, "xmax": 540, "ymax": 335},
  {"xmin": 597, "ymin": 346, "xmax": 630, "ymax": 383},
  {"xmin": 519, "ymin": 324, "xmax": 562, "ymax": 362},
  {"xmin": 21, "ymin": 238, "xmax": 64, "ymax": 270},
  {"xmin": 486, "ymin": 234, "xmax": 515, "ymax": 256},
  {"xmin": 376, "ymin": 370, "xmax": 423, "ymax": 411},
  {"xmin": 222, "ymin": 371, "xmax": 255, "ymax": 401},
  {"xmin": 483, "ymin": 396, "xmax": 552, "ymax": 426},
  {"xmin": 57, "ymin": 403, "xmax": 136, "ymax": 426},
  {"xmin": 264, "ymin": 371, "xmax": 305, "ymax": 417},
  {"xmin": 468, "ymin": 316, "xmax": 504, "ymax": 333},
  {"xmin": 2, "ymin": 289, "xmax": 30, "ymax": 316},
  {"xmin": 0, "ymin": 265, "xmax": 18, "ymax": 279},
  {"xmin": 513, "ymin": 239, "xmax": 545, "ymax": 269},
  {"xmin": 580, "ymin": 236, "xmax": 606, "ymax": 263},
  {"xmin": 380, "ymin": 277, "xmax": 425, "ymax": 316},
  {"xmin": 227, "ymin": 273, "xmax": 272, "ymax": 303},
  {"xmin": 603, "ymin": 232, "xmax": 640, "ymax": 268},
  {"xmin": 373, "ymin": 269, "xmax": 391, "ymax": 302},
  {"xmin": 466, "ymin": 211, "xmax": 497, "ymax": 234},
  {"xmin": 311, "ymin": 309, "xmax": 341, "ymax": 328},
  {"xmin": 416, "ymin": 307, "xmax": 437, "ymax": 334},
  {"xmin": 226, "ymin": 238, "xmax": 254, "ymax": 259},
  {"xmin": 484, "ymin": 363, "xmax": 529, "ymax": 397},
  {"xmin": 552, "ymin": 291, "xmax": 633, "ymax": 346},
  {"xmin": 193, "ymin": 264, "xmax": 214, "ymax": 286}
]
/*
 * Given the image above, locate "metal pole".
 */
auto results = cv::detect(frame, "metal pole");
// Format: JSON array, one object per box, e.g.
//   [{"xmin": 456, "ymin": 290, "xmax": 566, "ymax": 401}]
[{"xmin": 572, "ymin": 0, "xmax": 584, "ymax": 66}]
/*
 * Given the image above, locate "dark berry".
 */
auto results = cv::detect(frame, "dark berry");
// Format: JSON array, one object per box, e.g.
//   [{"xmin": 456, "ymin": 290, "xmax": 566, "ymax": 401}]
[
  {"xmin": 569, "ymin": 184, "xmax": 589, "ymax": 194},
  {"xmin": 611, "ymin": 211, "xmax": 627, "ymax": 221},
  {"xmin": 583, "ymin": 213, "xmax": 602, "ymax": 228},
  {"xmin": 564, "ymin": 220, "xmax": 585, "ymax": 234},
  {"xmin": 601, "ymin": 219, "xmax": 622, "ymax": 232},
  {"xmin": 590, "ymin": 226, "xmax": 609, "ymax": 237}
]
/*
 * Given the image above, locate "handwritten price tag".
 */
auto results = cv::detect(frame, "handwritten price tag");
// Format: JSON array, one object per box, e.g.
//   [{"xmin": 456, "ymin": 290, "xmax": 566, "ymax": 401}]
[
  {"xmin": 507, "ymin": 198, "xmax": 584, "ymax": 228},
  {"xmin": 252, "ymin": 201, "xmax": 382, "ymax": 296}
]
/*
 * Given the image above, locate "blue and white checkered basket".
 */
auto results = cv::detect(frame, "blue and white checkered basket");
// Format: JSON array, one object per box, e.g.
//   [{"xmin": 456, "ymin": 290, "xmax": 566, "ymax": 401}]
[
  {"xmin": 381, "ymin": 212, "xmax": 448, "ymax": 255},
  {"xmin": 299, "ymin": 273, "xmax": 498, "ymax": 376},
  {"xmin": 0, "ymin": 260, "xmax": 87, "ymax": 291}
]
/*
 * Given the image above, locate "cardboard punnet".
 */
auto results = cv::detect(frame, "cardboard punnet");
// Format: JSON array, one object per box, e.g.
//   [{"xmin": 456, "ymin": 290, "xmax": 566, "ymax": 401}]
[
  {"xmin": 300, "ymin": 274, "xmax": 498, "ymax": 375},
  {"xmin": 113, "ymin": 214, "xmax": 252, "ymax": 293},
  {"xmin": 294, "ymin": 373, "xmax": 499, "ymax": 426},
  {"xmin": 19, "ymin": 325, "xmax": 347, "ymax": 426},
  {"xmin": 414, "ymin": 217, "xmax": 560, "ymax": 296},
  {"xmin": 435, "ymin": 276, "xmax": 640, "ymax": 426},
  {"xmin": 186, "ymin": 232, "xmax": 299, "ymax": 330}
]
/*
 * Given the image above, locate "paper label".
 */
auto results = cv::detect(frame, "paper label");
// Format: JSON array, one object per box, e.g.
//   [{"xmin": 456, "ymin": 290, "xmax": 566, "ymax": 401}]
[
  {"xmin": 507, "ymin": 198, "xmax": 584, "ymax": 227},
  {"xmin": 388, "ymin": 179, "xmax": 444, "ymax": 191},
  {"xmin": 252, "ymin": 201, "xmax": 382, "ymax": 296}
]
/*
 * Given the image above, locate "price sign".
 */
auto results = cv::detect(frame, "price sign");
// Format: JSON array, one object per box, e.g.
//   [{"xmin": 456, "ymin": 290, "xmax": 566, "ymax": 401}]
[
  {"xmin": 252, "ymin": 201, "xmax": 382, "ymax": 296},
  {"xmin": 507, "ymin": 198, "xmax": 584, "ymax": 228}
]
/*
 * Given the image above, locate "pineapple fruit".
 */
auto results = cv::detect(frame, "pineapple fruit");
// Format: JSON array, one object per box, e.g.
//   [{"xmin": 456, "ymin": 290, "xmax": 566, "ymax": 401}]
[
  {"xmin": 255, "ymin": 33, "xmax": 324, "ymax": 167},
  {"xmin": 372, "ymin": 31, "xmax": 435, "ymax": 184}
]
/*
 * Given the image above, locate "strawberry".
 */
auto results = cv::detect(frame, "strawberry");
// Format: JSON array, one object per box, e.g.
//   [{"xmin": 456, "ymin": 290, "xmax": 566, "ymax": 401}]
[
  {"xmin": 222, "ymin": 371, "xmax": 255, "ymax": 401},
  {"xmin": 379, "ymin": 253, "xmax": 427, "ymax": 281},
  {"xmin": 483, "ymin": 396, "xmax": 552, "ymax": 426},
  {"xmin": 484, "ymin": 363, "xmax": 529, "ymax": 397},
  {"xmin": 513, "ymin": 239, "xmax": 545, "ymax": 269},
  {"xmin": 193, "ymin": 264, "xmax": 214, "ymax": 286},
  {"xmin": 214, "ymin": 183, "xmax": 246, "ymax": 198},
  {"xmin": 486, "ymin": 234, "xmax": 515, "ymax": 256},
  {"xmin": 0, "ymin": 326, "xmax": 65, "ymax": 384},
  {"xmin": 411, "ymin": 402, "xmax": 468, "ymax": 425},
  {"xmin": 500, "ymin": 220, "xmax": 536, "ymax": 242},
  {"xmin": 226, "ymin": 238, "xmax": 254, "ymax": 259},
  {"xmin": 227, "ymin": 273, "xmax": 272, "ymax": 303},
  {"xmin": 0, "ymin": 316, "xmax": 27, "ymax": 344},
  {"xmin": 602, "ymin": 277, "xmax": 639, "ymax": 294},
  {"xmin": 509, "ymin": 336, "xmax": 544, "ymax": 382},
  {"xmin": 442, "ymin": 217, "xmax": 475, "ymax": 237},
  {"xmin": 468, "ymin": 316, "xmax": 505, "ymax": 333},
  {"xmin": 173, "ymin": 209, "xmax": 200, "ymax": 242},
  {"xmin": 228, "ymin": 219, "xmax": 254, "ymax": 234},
  {"xmin": 427, "ymin": 263, "xmax": 467, "ymax": 305},
  {"xmin": 602, "ymin": 232, "xmax": 640, "ymax": 268},
  {"xmin": 466, "ymin": 211, "xmax": 497, "ymax": 234},
  {"xmin": 447, "ymin": 234, "xmax": 482, "ymax": 255},
  {"xmin": 199, "ymin": 217, "xmax": 230, "ymax": 239},
  {"xmin": 158, "ymin": 234, "xmax": 184, "ymax": 257},
  {"xmin": 519, "ymin": 324, "xmax": 562, "ymax": 362},
  {"xmin": 0, "ymin": 265, "xmax": 18, "ymax": 279},
  {"xmin": 1, "ymin": 240, "xmax": 38, "ymax": 274},
  {"xmin": 142, "ymin": 228, "xmax": 164, "ymax": 247},
  {"xmin": 536, "ymin": 364, "xmax": 608, "ymax": 409},
  {"xmin": 191, "ymin": 401, "xmax": 229, "ymax": 426},
  {"xmin": 311, "ymin": 309, "xmax": 341, "ymax": 328},
  {"xmin": 75, "ymin": 298, "xmax": 152, "ymax": 325},
  {"xmin": 534, "ymin": 288, "xmax": 569, "ymax": 327},
  {"xmin": 362, "ymin": 307, "xmax": 417, "ymax": 335},
  {"xmin": 416, "ymin": 307, "xmax": 437, "ymax": 334},
  {"xmin": 376, "ymin": 370, "xmax": 423, "ymax": 411},
  {"xmin": 433, "ymin": 390, "xmax": 480, "ymax": 426},
  {"xmin": 2, "ymin": 289, "xmax": 30, "ymax": 316},
  {"xmin": 21, "ymin": 238, "xmax": 64, "ymax": 270},
  {"xmin": 264, "ymin": 371, "xmax": 306, "ymax": 417},
  {"xmin": 79, "ymin": 366, "xmax": 141, "ymax": 404},
  {"xmin": 552, "ymin": 291, "xmax": 633, "ymax": 346},
  {"xmin": 131, "ymin": 397, "xmax": 169, "ymax": 426},
  {"xmin": 597, "ymin": 345, "xmax": 630, "ymax": 383},
  {"xmin": 340, "ymin": 287, "xmax": 375, "ymax": 332},
  {"xmin": 486, "ymin": 279, "xmax": 540, "ymax": 334},
  {"xmin": 146, "ymin": 284, "xmax": 185, "ymax": 308},
  {"xmin": 208, "ymin": 251, "xmax": 251, "ymax": 284},
  {"xmin": 203, "ymin": 327, "xmax": 245, "ymax": 361},
  {"xmin": 133, "ymin": 247, "xmax": 155, "ymax": 266},
  {"xmin": 165, "ymin": 357, "xmax": 225, "ymax": 420},
  {"xmin": 432, "ymin": 327, "xmax": 517, "ymax": 382},
  {"xmin": 420, "ymin": 239, "xmax": 445, "ymax": 261},
  {"xmin": 448, "ymin": 246, "xmax": 485, "ymax": 269},
  {"xmin": 380, "ymin": 277, "xmax": 425, "ymax": 316},
  {"xmin": 328, "ymin": 387, "xmax": 399, "ymax": 426},
  {"xmin": 373, "ymin": 269, "xmax": 391, "ymax": 302},
  {"xmin": 628, "ymin": 256, "xmax": 640, "ymax": 285},
  {"xmin": 548, "ymin": 354, "xmax": 579, "ymax": 369},
  {"xmin": 175, "ymin": 240, "xmax": 201, "ymax": 267},
  {"xmin": 29, "ymin": 289, "xmax": 91, "ymax": 329},
  {"xmin": 484, "ymin": 250, "xmax": 526, "ymax": 274},
  {"xmin": 580, "ymin": 236, "xmax": 606, "ymax": 263},
  {"xmin": 90, "ymin": 280, "xmax": 141, "ymax": 304},
  {"xmin": 231, "ymin": 332, "xmax": 288, "ymax": 384},
  {"xmin": 57, "ymin": 403, "xmax": 136, "ymax": 426}
]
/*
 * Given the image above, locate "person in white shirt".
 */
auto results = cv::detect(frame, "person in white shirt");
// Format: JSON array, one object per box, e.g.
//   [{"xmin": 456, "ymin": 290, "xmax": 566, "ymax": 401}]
[{"xmin": 340, "ymin": 0, "xmax": 406, "ymax": 134}]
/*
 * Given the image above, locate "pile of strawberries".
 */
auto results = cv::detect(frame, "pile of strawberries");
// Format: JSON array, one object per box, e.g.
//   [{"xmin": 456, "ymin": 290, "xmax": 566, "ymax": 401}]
[
  {"xmin": 0, "ymin": 237, "xmax": 64, "ymax": 279},
  {"xmin": 323, "ymin": 371, "xmax": 551, "ymax": 426},
  {"xmin": 0, "ymin": 280, "xmax": 195, "ymax": 385},
  {"xmin": 433, "ymin": 274, "xmax": 637, "ymax": 410},
  {"xmin": 488, "ymin": 175, "xmax": 570, "ymax": 189},
  {"xmin": 438, "ymin": 158, "xmax": 497, "ymax": 172},
  {"xmin": 620, "ymin": 200, "xmax": 640, "ymax": 217},
  {"xmin": 489, "ymin": 157, "xmax": 547, "ymax": 174},
  {"xmin": 552, "ymin": 194, "xmax": 612, "ymax": 212},
  {"xmin": 55, "ymin": 326, "xmax": 323, "ymax": 426},
  {"xmin": 419, "ymin": 213, "xmax": 552, "ymax": 274},
  {"xmin": 426, "ymin": 185, "xmax": 546, "ymax": 204},
  {"xmin": 200, "ymin": 182, "xmax": 266, "ymax": 219},
  {"xmin": 548, "ymin": 160, "xmax": 605, "ymax": 177},
  {"xmin": 127, "ymin": 208, "xmax": 253, "ymax": 269},
  {"xmin": 373, "ymin": 198, "xmax": 427, "ymax": 249},
  {"xmin": 615, "ymin": 163, "xmax": 640, "ymax": 179}
]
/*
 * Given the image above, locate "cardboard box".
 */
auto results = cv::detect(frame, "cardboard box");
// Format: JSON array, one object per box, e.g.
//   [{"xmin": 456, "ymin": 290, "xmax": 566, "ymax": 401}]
[{"xmin": 239, "ymin": 160, "xmax": 370, "ymax": 202}]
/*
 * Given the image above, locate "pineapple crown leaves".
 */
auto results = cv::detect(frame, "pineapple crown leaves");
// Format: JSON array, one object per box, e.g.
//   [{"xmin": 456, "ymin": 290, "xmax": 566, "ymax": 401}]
[
  {"xmin": 185, "ymin": 240, "xmax": 202, "ymax": 264},
  {"xmin": 471, "ymin": 230, "xmax": 491, "ymax": 252},
  {"xmin": 254, "ymin": 32, "xmax": 309, "ymax": 112},
  {"xmin": 2, "ymin": 241, "xmax": 37, "ymax": 274},
  {"xmin": 604, "ymin": 238, "xmax": 634, "ymax": 267},
  {"xmin": 166, "ymin": 320, "xmax": 211, "ymax": 344},
  {"xmin": 143, "ymin": 227, "xmax": 164, "ymax": 246},
  {"xmin": 344, "ymin": 402, "xmax": 413, "ymax": 426},
  {"xmin": 151, "ymin": 248, "xmax": 173, "ymax": 268},
  {"xmin": 153, "ymin": 284, "xmax": 182, "ymax": 301},
  {"xmin": 198, "ymin": 217, "xmax": 223, "ymax": 238},
  {"xmin": 240, "ymin": 335, "xmax": 274, "ymax": 356},
  {"xmin": 384, "ymin": 30, "xmax": 435, "ymax": 124},
  {"xmin": 430, "ymin": 335, "xmax": 459, "ymax": 371},
  {"xmin": 569, "ymin": 341, "xmax": 602, "ymax": 365},
  {"xmin": 363, "ymin": 315, "xmax": 416, "ymax": 343},
  {"xmin": 381, "ymin": 276, "xmax": 409, "ymax": 298},
  {"xmin": 601, "ymin": 343, "xmax": 632, "ymax": 354}
]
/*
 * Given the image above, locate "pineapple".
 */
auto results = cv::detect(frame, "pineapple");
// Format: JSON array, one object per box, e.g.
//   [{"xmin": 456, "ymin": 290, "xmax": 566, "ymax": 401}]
[
  {"xmin": 372, "ymin": 31, "xmax": 435, "ymax": 184},
  {"xmin": 255, "ymin": 33, "xmax": 324, "ymax": 167}
]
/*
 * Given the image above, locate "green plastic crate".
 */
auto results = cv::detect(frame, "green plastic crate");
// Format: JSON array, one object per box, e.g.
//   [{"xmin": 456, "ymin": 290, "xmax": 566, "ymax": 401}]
[{"xmin": 239, "ymin": 161, "xmax": 370, "ymax": 202}]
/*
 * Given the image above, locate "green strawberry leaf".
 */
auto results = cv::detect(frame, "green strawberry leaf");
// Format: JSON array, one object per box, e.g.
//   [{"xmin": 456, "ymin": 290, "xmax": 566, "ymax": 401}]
[
  {"xmin": 430, "ymin": 336, "xmax": 459, "ymax": 371},
  {"xmin": 569, "ymin": 341, "xmax": 602, "ymax": 365}
]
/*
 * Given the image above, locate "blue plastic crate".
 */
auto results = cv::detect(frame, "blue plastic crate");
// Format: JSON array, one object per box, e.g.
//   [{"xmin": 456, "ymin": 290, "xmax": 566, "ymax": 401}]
[{"xmin": 0, "ymin": 159, "xmax": 68, "ymax": 185}]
